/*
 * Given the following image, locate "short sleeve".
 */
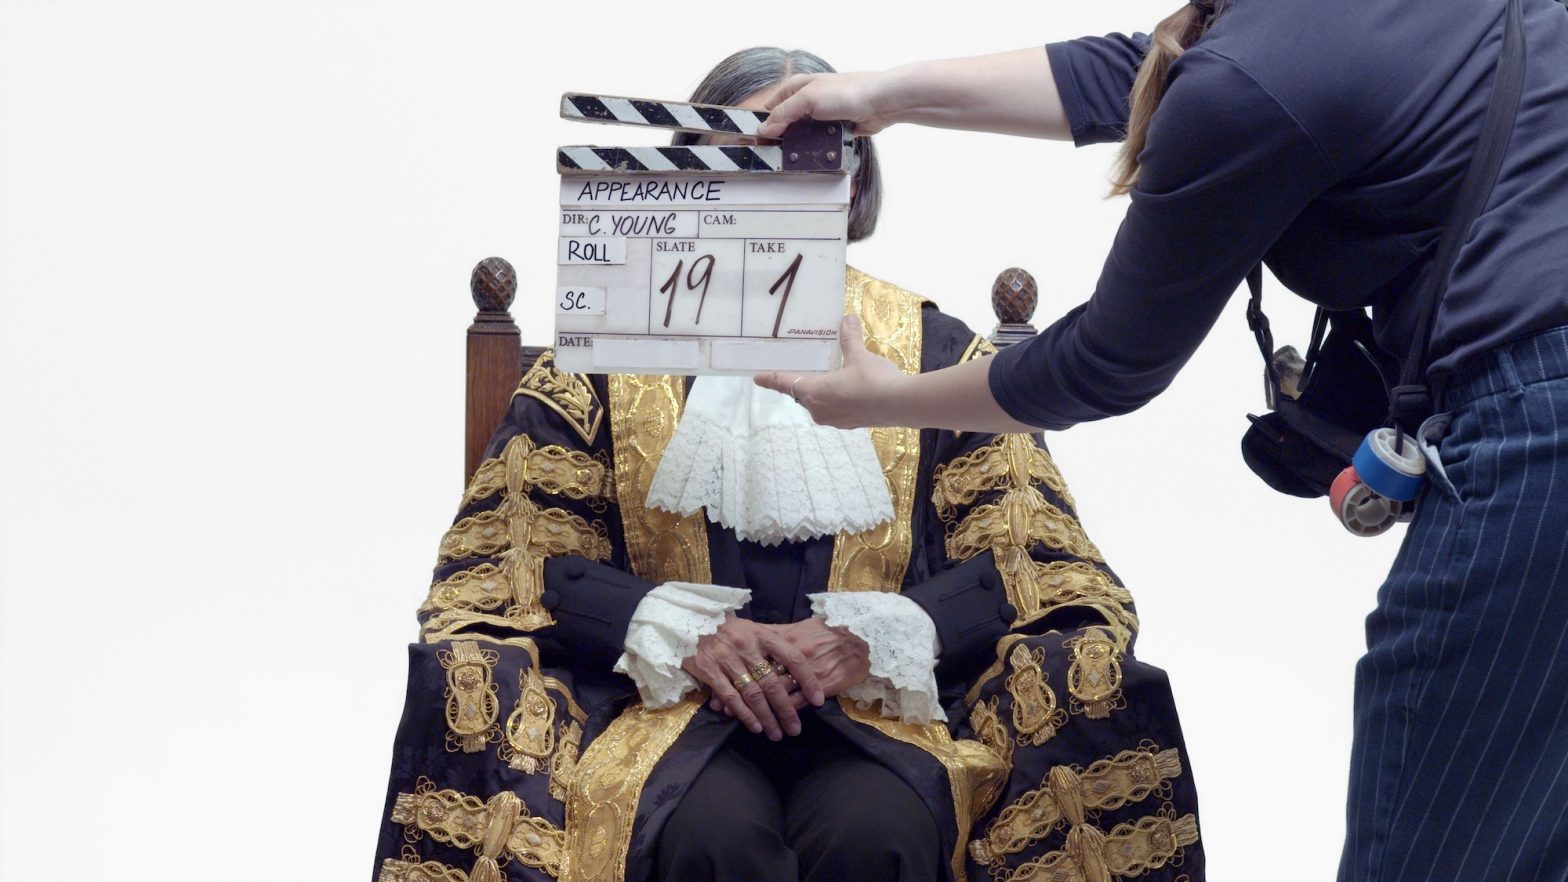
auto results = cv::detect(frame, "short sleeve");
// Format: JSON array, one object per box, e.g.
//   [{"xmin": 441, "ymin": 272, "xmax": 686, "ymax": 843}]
[
  {"xmin": 990, "ymin": 48, "xmax": 1338, "ymax": 429},
  {"xmin": 1047, "ymin": 33, "xmax": 1151, "ymax": 146}
]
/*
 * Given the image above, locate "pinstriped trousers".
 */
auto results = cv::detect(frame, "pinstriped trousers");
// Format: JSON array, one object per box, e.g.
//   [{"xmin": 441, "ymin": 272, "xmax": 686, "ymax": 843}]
[{"xmin": 1339, "ymin": 326, "xmax": 1568, "ymax": 882}]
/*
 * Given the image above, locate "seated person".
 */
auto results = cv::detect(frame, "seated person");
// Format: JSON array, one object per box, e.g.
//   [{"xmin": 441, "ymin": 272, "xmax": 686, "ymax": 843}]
[{"xmin": 373, "ymin": 47, "xmax": 1203, "ymax": 882}]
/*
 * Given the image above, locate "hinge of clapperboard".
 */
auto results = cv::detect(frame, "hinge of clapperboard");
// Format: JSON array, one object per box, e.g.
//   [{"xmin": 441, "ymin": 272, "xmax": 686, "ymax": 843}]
[{"xmin": 557, "ymin": 93, "xmax": 855, "ymax": 175}]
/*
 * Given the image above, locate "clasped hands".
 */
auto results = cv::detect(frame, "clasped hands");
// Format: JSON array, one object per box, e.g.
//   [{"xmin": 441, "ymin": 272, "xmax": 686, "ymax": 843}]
[{"xmin": 681, "ymin": 614, "xmax": 871, "ymax": 741}]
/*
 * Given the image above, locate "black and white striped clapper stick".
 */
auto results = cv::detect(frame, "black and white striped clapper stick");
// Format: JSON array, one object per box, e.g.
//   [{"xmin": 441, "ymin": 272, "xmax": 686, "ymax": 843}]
[
  {"xmin": 560, "ymin": 93, "xmax": 770, "ymax": 137},
  {"xmin": 558, "ymin": 92, "xmax": 853, "ymax": 174}
]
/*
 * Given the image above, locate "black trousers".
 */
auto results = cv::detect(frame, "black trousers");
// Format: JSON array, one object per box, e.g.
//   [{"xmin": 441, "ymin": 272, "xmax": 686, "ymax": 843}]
[{"xmin": 655, "ymin": 711, "xmax": 943, "ymax": 882}]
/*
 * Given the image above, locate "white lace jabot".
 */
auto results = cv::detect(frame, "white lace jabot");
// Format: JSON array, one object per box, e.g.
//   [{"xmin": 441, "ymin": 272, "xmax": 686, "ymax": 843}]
[{"xmin": 645, "ymin": 376, "xmax": 893, "ymax": 545}]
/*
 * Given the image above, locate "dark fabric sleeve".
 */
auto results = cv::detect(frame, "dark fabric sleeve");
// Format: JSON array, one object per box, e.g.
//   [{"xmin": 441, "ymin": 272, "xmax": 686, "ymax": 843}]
[
  {"xmin": 1047, "ymin": 32, "xmax": 1151, "ymax": 146},
  {"xmin": 421, "ymin": 352, "xmax": 650, "ymax": 678},
  {"xmin": 989, "ymin": 48, "xmax": 1339, "ymax": 430}
]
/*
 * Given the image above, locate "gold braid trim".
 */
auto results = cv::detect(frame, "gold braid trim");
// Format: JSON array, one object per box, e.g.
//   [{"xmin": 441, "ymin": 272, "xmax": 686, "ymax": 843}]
[
  {"xmin": 462, "ymin": 434, "xmax": 613, "ymax": 509},
  {"xmin": 1005, "ymin": 643, "xmax": 1067, "ymax": 747},
  {"xmin": 514, "ymin": 350, "xmax": 604, "ymax": 447},
  {"xmin": 964, "ymin": 633, "xmax": 1033, "ymax": 709},
  {"xmin": 438, "ymin": 641, "xmax": 501, "ymax": 753},
  {"xmin": 969, "ymin": 746, "xmax": 1184, "ymax": 867},
  {"xmin": 1064, "ymin": 627, "xmax": 1126, "ymax": 720},
  {"xmin": 606, "ymin": 375, "xmax": 712, "ymax": 584},
  {"xmin": 841, "ymin": 698, "xmax": 1007, "ymax": 882},
  {"xmin": 1009, "ymin": 808, "xmax": 1199, "ymax": 882},
  {"xmin": 932, "ymin": 435, "xmax": 1077, "ymax": 517},
  {"xmin": 550, "ymin": 720, "xmax": 583, "ymax": 803},
  {"xmin": 423, "ymin": 564, "xmax": 511, "ymax": 615},
  {"xmin": 829, "ymin": 267, "xmax": 923, "ymax": 593},
  {"xmin": 564, "ymin": 699, "xmax": 702, "ymax": 882},
  {"xmin": 392, "ymin": 779, "xmax": 566, "ymax": 880},
  {"xmin": 501, "ymin": 665, "xmax": 556, "ymax": 774},
  {"xmin": 968, "ymin": 694, "xmax": 1014, "ymax": 770},
  {"xmin": 960, "ymin": 334, "xmax": 998, "ymax": 364},
  {"xmin": 380, "ymin": 847, "xmax": 469, "ymax": 882},
  {"xmin": 946, "ymin": 491, "xmax": 1102, "ymax": 565}
]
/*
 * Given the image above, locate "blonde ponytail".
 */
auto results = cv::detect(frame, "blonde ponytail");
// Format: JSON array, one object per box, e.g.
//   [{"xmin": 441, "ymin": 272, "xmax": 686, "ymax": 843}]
[{"xmin": 1110, "ymin": 1, "xmax": 1227, "ymax": 196}]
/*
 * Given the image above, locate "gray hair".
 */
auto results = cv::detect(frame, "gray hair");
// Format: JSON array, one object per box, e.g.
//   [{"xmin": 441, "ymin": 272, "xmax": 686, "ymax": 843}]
[{"xmin": 672, "ymin": 47, "xmax": 882, "ymax": 242}]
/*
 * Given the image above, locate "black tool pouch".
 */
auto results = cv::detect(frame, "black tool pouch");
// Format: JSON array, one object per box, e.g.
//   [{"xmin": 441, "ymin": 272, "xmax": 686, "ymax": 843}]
[{"xmin": 1240, "ymin": 309, "xmax": 1392, "ymax": 497}]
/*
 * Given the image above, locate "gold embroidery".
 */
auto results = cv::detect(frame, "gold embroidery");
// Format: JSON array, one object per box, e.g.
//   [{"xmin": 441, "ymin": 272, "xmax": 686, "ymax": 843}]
[
  {"xmin": 963, "ymin": 633, "xmax": 1033, "ymax": 709},
  {"xmin": 968, "ymin": 694, "xmax": 1014, "ymax": 770},
  {"xmin": 960, "ymin": 334, "xmax": 997, "ymax": 364},
  {"xmin": 1006, "ymin": 643, "xmax": 1067, "ymax": 746},
  {"xmin": 565, "ymin": 699, "xmax": 702, "ymax": 882},
  {"xmin": 515, "ymin": 350, "xmax": 604, "ymax": 446},
  {"xmin": 393, "ymin": 779, "xmax": 567, "ymax": 880},
  {"xmin": 438, "ymin": 641, "xmax": 500, "ymax": 753},
  {"xmin": 438, "ymin": 497, "xmax": 611, "ymax": 564},
  {"xmin": 932, "ymin": 435, "xmax": 1076, "ymax": 517},
  {"xmin": 1008, "ymin": 807, "xmax": 1199, "ymax": 882},
  {"xmin": 550, "ymin": 719, "xmax": 583, "ymax": 803},
  {"xmin": 946, "ymin": 492, "xmax": 1103, "ymax": 564},
  {"xmin": 462, "ymin": 435, "xmax": 612, "ymax": 509},
  {"xmin": 423, "ymin": 564, "xmax": 510, "ymax": 615},
  {"xmin": 840, "ymin": 698, "xmax": 1007, "ymax": 882},
  {"xmin": 501, "ymin": 665, "xmax": 555, "ymax": 774},
  {"xmin": 380, "ymin": 847, "xmax": 469, "ymax": 882},
  {"xmin": 606, "ymin": 375, "xmax": 712, "ymax": 584},
  {"xmin": 1012, "ymin": 561, "xmax": 1139, "ymax": 639},
  {"xmin": 830, "ymin": 267, "xmax": 925, "ymax": 593},
  {"xmin": 1065, "ymin": 627, "xmax": 1125, "ymax": 719},
  {"xmin": 969, "ymin": 746, "xmax": 1184, "ymax": 867}
]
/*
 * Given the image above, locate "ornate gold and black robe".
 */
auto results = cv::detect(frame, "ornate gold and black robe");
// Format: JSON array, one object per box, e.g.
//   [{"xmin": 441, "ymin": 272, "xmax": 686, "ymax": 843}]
[{"xmin": 374, "ymin": 268, "xmax": 1204, "ymax": 882}]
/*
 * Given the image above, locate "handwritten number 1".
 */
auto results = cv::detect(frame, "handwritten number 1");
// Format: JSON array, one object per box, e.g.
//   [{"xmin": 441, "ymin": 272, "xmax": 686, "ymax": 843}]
[{"xmin": 768, "ymin": 252, "xmax": 803, "ymax": 338}]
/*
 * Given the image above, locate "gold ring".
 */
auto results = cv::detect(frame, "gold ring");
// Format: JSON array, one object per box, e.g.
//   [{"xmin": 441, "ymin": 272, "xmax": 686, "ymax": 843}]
[
  {"xmin": 732, "ymin": 671, "xmax": 757, "ymax": 690},
  {"xmin": 749, "ymin": 660, "xmax": 776, "ymax": 681}
]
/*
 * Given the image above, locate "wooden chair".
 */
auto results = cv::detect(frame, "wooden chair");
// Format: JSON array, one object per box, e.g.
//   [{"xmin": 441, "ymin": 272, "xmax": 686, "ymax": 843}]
[{"xmin": 461, "ymin": 257, "xmax": 1041, "ymax": 483}]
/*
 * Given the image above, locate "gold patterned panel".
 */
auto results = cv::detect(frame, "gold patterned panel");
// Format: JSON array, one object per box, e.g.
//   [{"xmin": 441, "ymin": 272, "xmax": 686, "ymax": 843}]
[
  {"xmin": 439, "ymin": 641, "xmax": 500, "ymax": 753},
  {"xmin": 1065, "ymin": 628, "xmax": 1126, "ymax": 719},
  {"xmin": 515, "ymin": 350, "xmax": 604, "ymax": 446},
  {"xmin": 840, "ymin": 698, "xmax": 1007, "ymax": 882},
  {"xmin": 606, "ymin": 375, "xmax": 712, "ymax": 585},
  {"xmin": 1006, "ymin": 643, "xmax": 1067, "ymax": 746},
  {"xmin": 564, "ymin": 699, "xmax": 702, "ymax": 882},
  {"xmin": 380, "ymin": 848, "xmax": 469, "ymax": 882},
  {"xmin": 462, "ymin": 435, "xmax": 613, "ymax": 509},
  {"xmin": 1008, "ymin": 808, "xmax": 1199, "ymax": 882},
  {"xmin": 392, "ymin": 779, "xmax": 567, "ymax": 880},
  {"xmin": 932, "ymin": 435, "xmax": 1077, "ymax": 517},
  {"xmin": 501, "ymin": 665, "xmax": 556, "ymax": 774},
  {"xmin": 829, "ymin": 267, "xmax": 925, "ymax": 593},
  {"xmin": 969, "ymin": 746, "xmax": 1184, "ymax": 866}
]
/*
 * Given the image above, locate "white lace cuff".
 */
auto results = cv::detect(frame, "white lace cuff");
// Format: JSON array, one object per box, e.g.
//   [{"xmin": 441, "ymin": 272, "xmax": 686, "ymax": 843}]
[
  {"xmin": 614, "ymin": 582, "xmax": 751, "ymax": 708},
  {"xmin": 809, "ymin": 592, "xmax": 945, "ymax": 724}
]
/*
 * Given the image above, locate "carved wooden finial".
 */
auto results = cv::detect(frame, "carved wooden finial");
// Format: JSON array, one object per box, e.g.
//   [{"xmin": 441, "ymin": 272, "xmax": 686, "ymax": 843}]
[
  {"xmin": 989, "ymin": 267, "xmax": 1040, "ymax": 349},
  {"xmin": 471, "ymin": 257, "xmax": 518, "ymax": 313}
]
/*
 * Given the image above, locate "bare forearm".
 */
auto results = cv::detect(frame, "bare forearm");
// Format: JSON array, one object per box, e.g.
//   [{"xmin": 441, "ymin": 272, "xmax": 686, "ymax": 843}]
[
  {"xmin": 876, "ymin": 356, "xmax": 1043, "ymax": 434},
  {"xmin": 887, "ymin": 48, "xmax": 1071, "ymax": 140}
]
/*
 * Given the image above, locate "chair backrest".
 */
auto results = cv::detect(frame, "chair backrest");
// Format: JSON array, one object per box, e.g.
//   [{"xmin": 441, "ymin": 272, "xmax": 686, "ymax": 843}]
[{"xmin": 460, "ymin": 257, "xmax": 1040, "ymax": 484}]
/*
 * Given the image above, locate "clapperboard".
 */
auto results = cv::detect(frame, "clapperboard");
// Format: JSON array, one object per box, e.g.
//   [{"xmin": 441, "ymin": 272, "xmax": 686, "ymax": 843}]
[{"xmin": 553, "ymin": 93, "xmax": 855, "ymax": 375}]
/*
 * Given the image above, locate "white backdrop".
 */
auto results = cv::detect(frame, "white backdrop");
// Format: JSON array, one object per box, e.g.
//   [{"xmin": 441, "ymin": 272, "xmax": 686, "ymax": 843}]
[{"xmin": 0, "ymin": 2, "xmax": 1400, "ymax": 880}]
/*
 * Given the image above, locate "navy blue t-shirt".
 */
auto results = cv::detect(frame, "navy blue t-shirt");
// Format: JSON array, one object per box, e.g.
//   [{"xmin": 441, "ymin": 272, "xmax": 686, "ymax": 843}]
[{"xmin": 989, "ymin": 0, "xmax": 1568, "ymax": 430}]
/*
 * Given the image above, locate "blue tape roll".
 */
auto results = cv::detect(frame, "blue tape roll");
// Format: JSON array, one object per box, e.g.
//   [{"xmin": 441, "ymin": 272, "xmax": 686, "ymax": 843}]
[{"xmin": 1353, "ymin": 429, "xmax": 1425, "ymax": 502}]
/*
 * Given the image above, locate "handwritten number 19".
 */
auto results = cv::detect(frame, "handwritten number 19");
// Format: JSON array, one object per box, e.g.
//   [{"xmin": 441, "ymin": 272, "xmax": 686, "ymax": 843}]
[{"xmin": 660, "ymin": 255, "xmax": 716, "ymax": 327}]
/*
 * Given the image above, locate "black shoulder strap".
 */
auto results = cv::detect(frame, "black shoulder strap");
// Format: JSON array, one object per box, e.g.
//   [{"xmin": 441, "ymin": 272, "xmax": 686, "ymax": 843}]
[{"xmin": 1390, "ymin": 0, "xmax": 1526, "ymax": 430}]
